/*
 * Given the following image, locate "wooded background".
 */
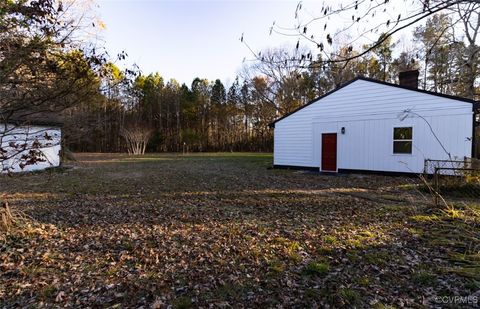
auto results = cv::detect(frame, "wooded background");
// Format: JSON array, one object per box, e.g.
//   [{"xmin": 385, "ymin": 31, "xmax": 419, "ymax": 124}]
[
  {"xmin": 1, "ymin": 1, "xmax": 478, "ymax": 155},
  {"xmin": 65, "ymin": 11, "xmax": 479, "ymax": 154}
]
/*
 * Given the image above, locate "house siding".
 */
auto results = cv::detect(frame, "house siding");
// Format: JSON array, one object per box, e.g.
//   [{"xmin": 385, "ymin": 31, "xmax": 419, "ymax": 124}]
[{"xmin": 273, "ymin": 80, "xmax": 473, "ymax": 173}]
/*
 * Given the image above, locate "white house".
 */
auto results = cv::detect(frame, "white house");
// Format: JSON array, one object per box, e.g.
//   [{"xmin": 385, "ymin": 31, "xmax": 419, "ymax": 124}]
[
  {"xmin": 1, "ymin": 119, "xmax": 62, "ymax": 173},
  {"xmin": 270, "ymin": 71, "xmax": 478, "ymax": 174}
]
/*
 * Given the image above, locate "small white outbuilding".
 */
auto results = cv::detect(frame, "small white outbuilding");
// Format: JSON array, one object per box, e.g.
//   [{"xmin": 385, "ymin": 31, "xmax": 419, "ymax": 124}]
[
  {"xmin": 1, "ymin": 120, "xmax": 62, "ymax": 173},
  {"xmin": 270, "ymin": 71, "xmax": 478, "ymax": 174}
]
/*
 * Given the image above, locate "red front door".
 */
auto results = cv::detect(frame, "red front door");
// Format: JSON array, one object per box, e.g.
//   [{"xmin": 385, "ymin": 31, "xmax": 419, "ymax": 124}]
[{"xmin": 321, "ymin": 133, "xmax": 337, "ymax": 172}]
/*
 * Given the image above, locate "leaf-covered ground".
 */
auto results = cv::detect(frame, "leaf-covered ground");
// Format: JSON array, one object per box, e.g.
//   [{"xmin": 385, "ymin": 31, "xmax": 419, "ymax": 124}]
[{"xmin": 1, "ymin": 153, "xmax": 479, "ymax": 308}]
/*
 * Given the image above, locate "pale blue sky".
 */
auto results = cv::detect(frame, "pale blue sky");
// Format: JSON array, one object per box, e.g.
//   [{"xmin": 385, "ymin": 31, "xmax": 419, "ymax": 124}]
[
  {"xmin": 95, "ymin": 0, "xmax": 418, "ymax": 86},
  {"xmin": 96, "ymin": 0, "xmax": 306, "ymax": 85}
]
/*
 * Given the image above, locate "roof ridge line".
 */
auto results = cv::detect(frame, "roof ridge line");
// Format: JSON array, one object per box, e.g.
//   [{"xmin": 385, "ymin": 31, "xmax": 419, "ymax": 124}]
[{"xmin": 269, "ymin": 76, "xmax": 477, "ymax": 128}]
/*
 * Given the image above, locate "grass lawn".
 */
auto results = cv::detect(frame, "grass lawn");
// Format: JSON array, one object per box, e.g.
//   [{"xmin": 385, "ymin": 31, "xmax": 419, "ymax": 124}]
[{"xmin": 1, "ymin": 153, "xmax": 479, "ymax": 308}]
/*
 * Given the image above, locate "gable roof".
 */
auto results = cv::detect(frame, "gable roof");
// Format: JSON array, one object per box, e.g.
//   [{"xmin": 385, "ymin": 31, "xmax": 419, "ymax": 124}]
[
  {"xmin": 2, "ymin": 112, "xmax": 63, "ymax": 128},
  {"xmin": 8, "ymin": 118, "xmax": 63, "ymax": 127},
  {"xmin": 269, "ymin": 76, "xmax": 478, "ymax": 128}
]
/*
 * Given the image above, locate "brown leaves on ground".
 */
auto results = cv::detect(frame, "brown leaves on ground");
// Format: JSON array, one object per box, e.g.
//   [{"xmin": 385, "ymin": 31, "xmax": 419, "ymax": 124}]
[{"xmin": 0, "ymin": 153, "xmax": 479, "ymax": 308}]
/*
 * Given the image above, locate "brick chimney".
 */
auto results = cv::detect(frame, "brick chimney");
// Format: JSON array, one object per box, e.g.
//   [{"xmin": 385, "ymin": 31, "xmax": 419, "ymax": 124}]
[{"xmin": 399, "ymin": 70, "xmax": 419, "ymax": 89}]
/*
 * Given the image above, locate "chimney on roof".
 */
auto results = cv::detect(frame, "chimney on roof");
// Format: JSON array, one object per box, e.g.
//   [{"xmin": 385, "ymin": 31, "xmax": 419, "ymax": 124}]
[{"xmin": 399, "ymin": 70, "xmax": 419, "ymax": 89}]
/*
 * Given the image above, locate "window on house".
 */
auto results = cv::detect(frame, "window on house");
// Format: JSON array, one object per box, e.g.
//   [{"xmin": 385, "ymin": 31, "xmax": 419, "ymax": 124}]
[{"xmin": 393, "ymin": 127, "xmax": 412, "ymax": 154}]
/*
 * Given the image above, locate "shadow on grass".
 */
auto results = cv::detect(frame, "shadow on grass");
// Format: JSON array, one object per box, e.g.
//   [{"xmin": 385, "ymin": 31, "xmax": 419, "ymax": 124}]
[
  {"xmin": 1, "ymin": 153, "xmax": 477, "ymax": 307},
  {"xmin": 3, "ymin": 201, "xmax": 477, "ymax": 308}
]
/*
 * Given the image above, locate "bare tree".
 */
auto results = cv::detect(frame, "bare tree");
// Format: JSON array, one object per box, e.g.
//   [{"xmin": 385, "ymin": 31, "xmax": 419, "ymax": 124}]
[
  {"xmin": 451, "ymin": 3, "xmax": 480, "ymax": 99},
  {"xmin": 242, "ymin": 0, "xmax": 480, "ymax": 69},
  {"xmin": 121, "ymin": 125, "xmax": 153, "ymax": 155},
  {"xmin": 0, "ymin": 1, "xmax": 109, "ymax": 173},
  {"xmin": 0, "ymin": 0, "xmax": 114, "ymax": 231},
  {"xmin": 240, "ymin": 47, "xmax": 309, "ymax": 113}
]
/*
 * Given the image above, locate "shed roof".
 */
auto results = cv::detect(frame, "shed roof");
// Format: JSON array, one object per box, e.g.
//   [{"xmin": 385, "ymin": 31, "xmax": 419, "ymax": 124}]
[{"xmin": 2, "ymin": 112, "xmax": 63, "ymax": 128}]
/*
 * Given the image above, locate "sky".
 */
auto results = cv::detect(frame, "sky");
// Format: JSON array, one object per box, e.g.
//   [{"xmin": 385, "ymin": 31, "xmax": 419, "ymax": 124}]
[
  {"xmin": 95, "ymin": 0, "xmax": 308, "ymax": 86},
  {"xmin": 93, "ymin": 0, "xmax": 420, "ymax": 86}
]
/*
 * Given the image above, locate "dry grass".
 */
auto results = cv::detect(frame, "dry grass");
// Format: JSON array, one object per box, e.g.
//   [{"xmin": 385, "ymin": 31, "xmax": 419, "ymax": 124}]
[{"xmin": 0, "ymin": 201, "xmax": 14, "ymax": 232}]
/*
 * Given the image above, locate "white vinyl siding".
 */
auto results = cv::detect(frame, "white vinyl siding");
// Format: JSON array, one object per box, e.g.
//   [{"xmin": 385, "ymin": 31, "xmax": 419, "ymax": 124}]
[{"xmin": 273, "ymin": 79, "xmax": 473, "ymax": 173}]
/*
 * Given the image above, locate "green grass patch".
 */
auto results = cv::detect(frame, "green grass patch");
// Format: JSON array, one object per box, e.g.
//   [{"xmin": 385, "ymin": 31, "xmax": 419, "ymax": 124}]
[
  {"xmin": 379, "ymin": 194, "xmax": 405, "ymax": 202},
  {"xmin": 323, "ymin": 235, "xmax": 338, "ymax": 244},
  {"xmin": 411, "ymin": 214, "xmax": 440, "ymax": 222},
  {"xmin": 412, "ymin": 271, "xmax": 437, "ymax": 286},
  {"xmin": 364, "ymin": 251, "xmax": 390, "ymax": 266},
  {"xmin": 285, "ymin": 241, "xmax": 303, "ymax": 263},
  {"xmin": 346, "ymin": 238, "xmax": 367, "ymax": 249},
  {"xmin": 446, "ymin": 266, "xmax": 480, "ymax": 278},
  {"xmin": 303, "ymin": 261, "xmax": 330, "ymax": 276},
  {"xmin": 213, "ymin": 283, "xmax": 246, "ymax": 301},
  {"xmin": 359, "ymin": 230, "xmax": 375, "ymax": 238},
  {"xmin": 372, "ymin": 303, "xmax": 396, "ymax": 309},
  {"xmin": 338, "ymin": 288, "xmax": 361, "ymax": 306},
  {"xmin": 437, "ymin": 184, "xmax": 480, "ymax": 198},
  {"xmin": 317, "ymin": 246, "xmax": 334, "ymax": 255},
  {"xmin": 39, "ymin": 284, "xmax": 57, "ymax": 301},
  {"xmin": 304, "ymin": 288, "xmax": 321, "ymax": 300},
  {"xmin": 346, "ymin": 251, "xmax": 360, "ymax": 263},
  {"xmin": 172, "ymin": 296, "xmax": 192, "ymax": 309},
  {"xmin": 407, "ymin": 227, "xmax": 424, "ymax": 237},
  {"xmin": 268, "ymin": 260, "xmax": 285, "ymax": 274},
  {"xmin": 465, "ymin": 280, "xmax": 480, "ymax": 291},
  {"xmin": 356, "ymin": 276, "xmax": 370, "ymax": 287}
]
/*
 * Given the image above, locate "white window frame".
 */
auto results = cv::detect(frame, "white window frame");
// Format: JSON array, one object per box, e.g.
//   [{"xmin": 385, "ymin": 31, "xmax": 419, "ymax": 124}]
[{"xmin": 393, "ymin": 126, "xmax": 413, "ymax": 155}]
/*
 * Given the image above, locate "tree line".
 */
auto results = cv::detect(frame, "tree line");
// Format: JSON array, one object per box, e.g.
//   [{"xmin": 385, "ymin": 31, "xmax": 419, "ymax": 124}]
[
  {"xmin": 64, "ymin": 11, "xmax": 479, "ymax": 154},
  {"xmin": 0, "ymin": 1, "xmax": 477, "ymax": 157}
]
